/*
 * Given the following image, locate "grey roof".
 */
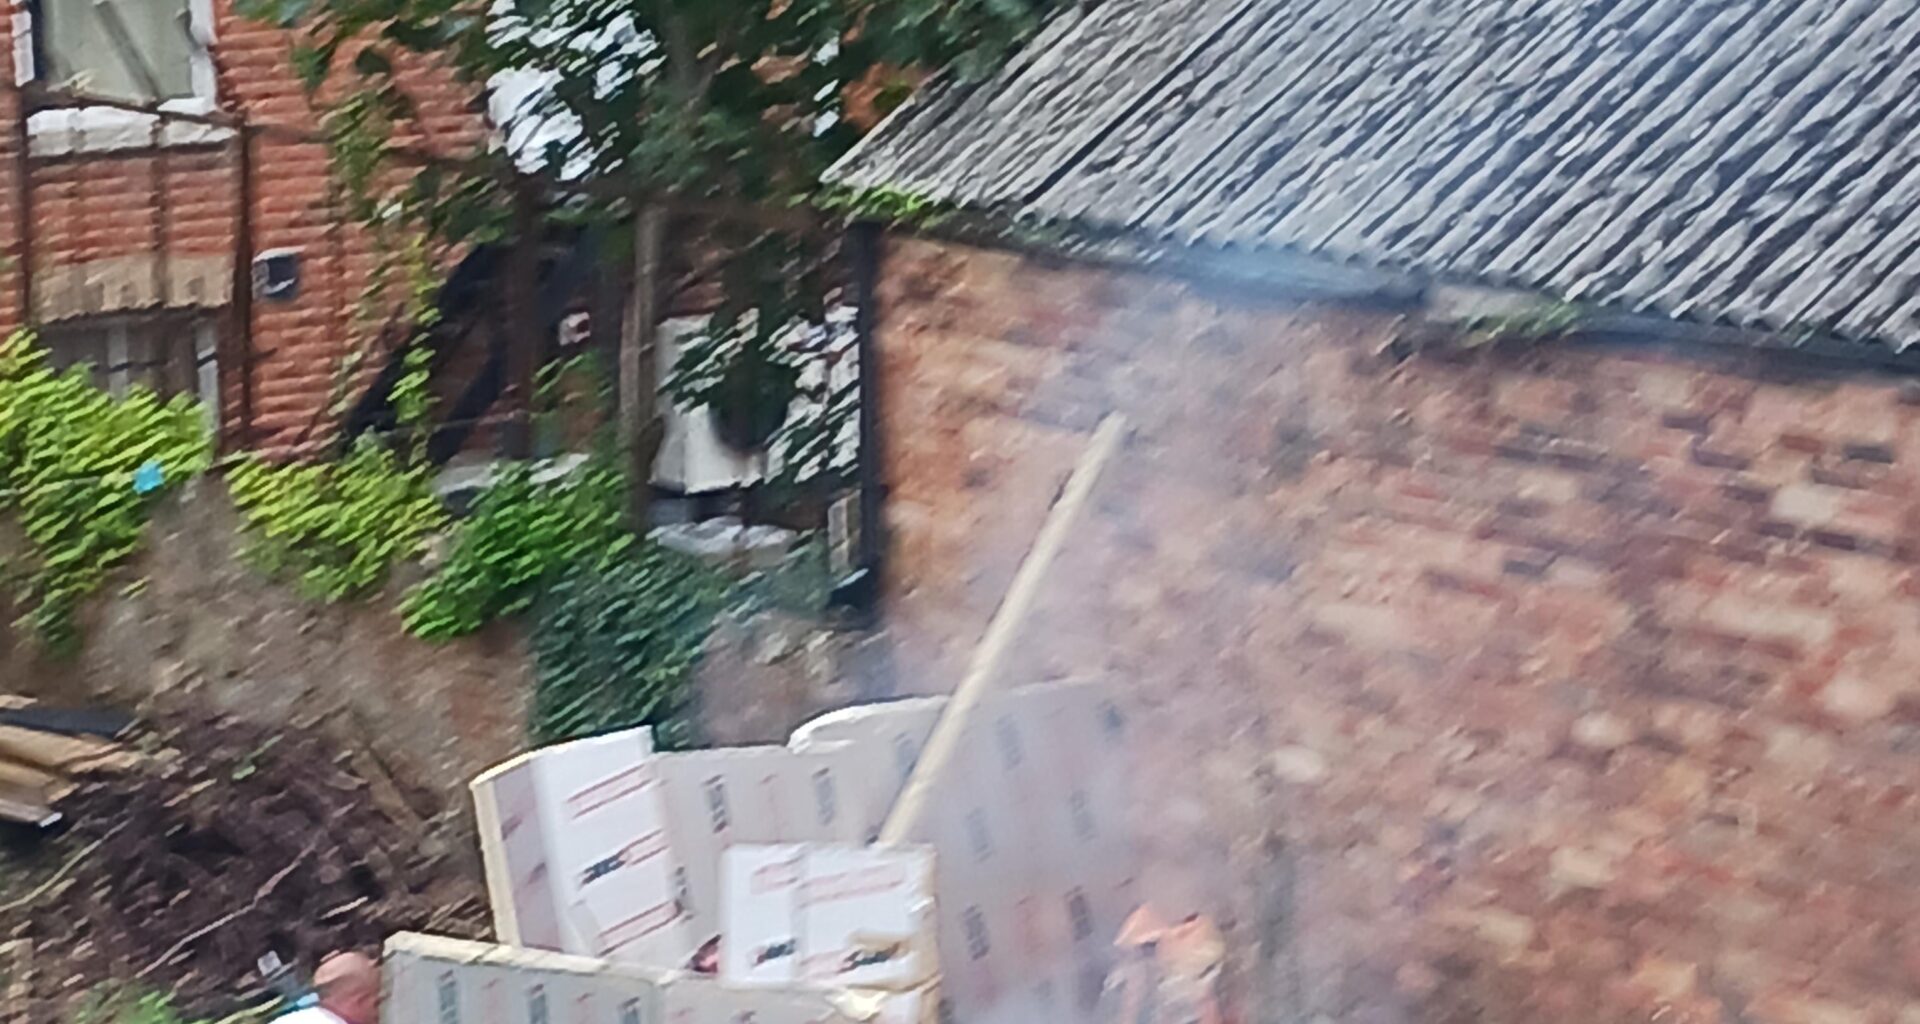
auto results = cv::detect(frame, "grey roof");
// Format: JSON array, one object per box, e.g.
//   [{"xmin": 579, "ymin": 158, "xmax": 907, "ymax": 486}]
[{"xmin": 832, "ymin": 0, "xmax": 1920, "ymax": 351}]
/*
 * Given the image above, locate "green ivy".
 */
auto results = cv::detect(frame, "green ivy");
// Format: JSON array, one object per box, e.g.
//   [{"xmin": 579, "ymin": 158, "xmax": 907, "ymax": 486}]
[
  {"xmin": 529, "ymin": 547, "xmax": 730, "ymax": 748},
  {"xmin": 1462, "ymin": 301, "xmax": 1587, "ymax": 346},
  {"xmin": 389, "ymin": 340, "xmax": 436, "ymax": 458},
  {"xmin": 401, "ymin": 456, "xmax": 632, "ymax": 639},
  {"xmin": 0, "ymin": 332, "xmax": 211, "ymax": 652},
  {"xmin": 816, "ymin": 183, "xmax": 959, "ymax": 229},
  {"xmin": 227, "ymin": 436, "xmax": 447, "ymax": 602}
]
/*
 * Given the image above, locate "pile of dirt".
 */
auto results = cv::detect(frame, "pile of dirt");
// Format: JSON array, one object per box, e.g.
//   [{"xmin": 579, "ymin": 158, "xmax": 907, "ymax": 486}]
[{"xmin": 0, "ymin": 713, "xmax": 491, "ymax": 1017}]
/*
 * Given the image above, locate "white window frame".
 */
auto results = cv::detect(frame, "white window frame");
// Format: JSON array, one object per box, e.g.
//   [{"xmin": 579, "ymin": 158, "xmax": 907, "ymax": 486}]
[{"xmin": 11, "ymin": 0, "xmax": 227, "ymax": 156}]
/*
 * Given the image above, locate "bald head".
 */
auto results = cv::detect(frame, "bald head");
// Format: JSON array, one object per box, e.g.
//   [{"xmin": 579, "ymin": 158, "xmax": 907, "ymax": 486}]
[{"xmin": 314, "ymin": 952, "xmax": 381, "ymax": 1024}]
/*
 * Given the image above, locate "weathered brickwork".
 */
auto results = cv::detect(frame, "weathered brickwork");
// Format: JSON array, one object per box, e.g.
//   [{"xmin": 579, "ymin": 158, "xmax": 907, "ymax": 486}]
[
  {"xmin": 0, "ymin": 2, "xmax": 482, "ymax": 451},
  {"xmin": 876, "ymin": 237, "xmax": 1920, "ymax": 1024}
]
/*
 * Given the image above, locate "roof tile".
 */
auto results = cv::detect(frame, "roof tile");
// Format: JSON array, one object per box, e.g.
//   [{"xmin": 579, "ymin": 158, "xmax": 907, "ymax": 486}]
[{"xmin": 833, "ymin": 0, "xmax": 1920, "ymax": 351}]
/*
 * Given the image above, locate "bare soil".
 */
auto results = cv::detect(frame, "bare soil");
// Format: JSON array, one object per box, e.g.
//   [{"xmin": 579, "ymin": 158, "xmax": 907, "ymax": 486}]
[{"xmin": 0, "ymin": 713, "xmax": 490, "ymax": 1019}]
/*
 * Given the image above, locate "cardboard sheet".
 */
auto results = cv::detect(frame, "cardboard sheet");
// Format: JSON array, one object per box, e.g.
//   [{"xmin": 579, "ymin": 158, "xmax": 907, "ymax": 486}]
[
  {"xmin": 652, "ymin": 743, "xmax": 878, "ymax": 948},
  {"xmin": 384, "ymin": 932, "xmax": 668, "ymax": 1024},
  {"xmin": 471, "ymin": 727, "xmax": 691, "ymax": 965},
  {"xmin": 789, "ymin": 683, "xmax": 1139, "ymax": 1024},
  {"xmin": 719, "ymin": 844, "xmax": 936, "ymax": 991},
  {"xmin": 384, "ymin": 932, "xmax": 926, "ymax": 1024},
  {"xmin": 467, "ymin": 681, "xmax": 1138, "ymax": 1024}
]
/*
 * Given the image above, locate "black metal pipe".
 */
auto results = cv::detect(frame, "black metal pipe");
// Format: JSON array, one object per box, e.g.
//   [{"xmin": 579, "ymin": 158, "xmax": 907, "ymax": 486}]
[
  {"xmin": 229, "ymin": 123, "xmax": 256, "ymax": 450},
  {"xmin": 847, "ymin": 219, "xmax": 886, "ymax": 609}
]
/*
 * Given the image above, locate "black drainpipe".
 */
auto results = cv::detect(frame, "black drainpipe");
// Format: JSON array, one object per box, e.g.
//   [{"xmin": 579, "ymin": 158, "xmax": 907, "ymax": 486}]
[{"xmin": 833, "ymin": 220, "xmax": 886, "ymax": 617}]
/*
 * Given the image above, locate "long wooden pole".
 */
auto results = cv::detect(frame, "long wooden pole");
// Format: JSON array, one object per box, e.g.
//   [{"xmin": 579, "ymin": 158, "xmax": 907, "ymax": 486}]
[
  {"xmin": 878, "ymin": 413, "xmax": 1126, "ymax": 845},
  {"xmin": 502, "ymin": 185, "xmax": 541, "ymax": 459},
  {"xmin": 620, "ymin": 201, "xmax": 667, "ymax": 527}
]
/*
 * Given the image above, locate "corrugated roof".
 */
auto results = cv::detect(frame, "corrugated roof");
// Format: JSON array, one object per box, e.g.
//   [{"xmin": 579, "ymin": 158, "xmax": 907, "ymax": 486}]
[{"xmin": 832, "ymin": 0, "xmax": 1920, "ymax": 351}]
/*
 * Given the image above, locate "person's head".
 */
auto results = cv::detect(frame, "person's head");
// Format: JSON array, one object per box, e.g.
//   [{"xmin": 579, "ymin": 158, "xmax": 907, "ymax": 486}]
[{"xmin": 314, "ymin": 951, "xmax": 381, "ymax": 1024}]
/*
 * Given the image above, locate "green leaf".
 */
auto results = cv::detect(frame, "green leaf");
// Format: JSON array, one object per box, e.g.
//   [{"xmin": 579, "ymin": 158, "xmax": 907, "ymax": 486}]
[
  {"xmin": 528, "ymin": 547, "xmax": 729, "ymax": 748},
  {"xmin": 0, "ymin": 331, "xmax": 212, "ymax": 652},
  {"xmin": 229, "ymin": 436, "xmax": 446, "ymax": 603},
  {"xmin": 290, "ymin": 40, "xmax": 339, "ymax": 91}
]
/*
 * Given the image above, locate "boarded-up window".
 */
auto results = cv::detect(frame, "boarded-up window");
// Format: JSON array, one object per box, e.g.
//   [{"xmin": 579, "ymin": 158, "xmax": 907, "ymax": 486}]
[{"xmin": 38, "ymin": 313, "xmax": 217, "ymax": 408}]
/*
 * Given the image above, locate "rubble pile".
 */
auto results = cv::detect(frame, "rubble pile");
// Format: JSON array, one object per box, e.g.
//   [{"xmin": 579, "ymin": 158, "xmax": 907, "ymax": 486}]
[{"xmin": 0, "ymin": 713, "xmax": 489, "ymax": 1016}]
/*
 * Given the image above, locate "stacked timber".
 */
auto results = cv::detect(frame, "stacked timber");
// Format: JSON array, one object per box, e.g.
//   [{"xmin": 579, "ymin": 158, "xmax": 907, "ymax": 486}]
[{"xmin": 0, "ymin": 696, "xmax": 139, "ymax": 827}]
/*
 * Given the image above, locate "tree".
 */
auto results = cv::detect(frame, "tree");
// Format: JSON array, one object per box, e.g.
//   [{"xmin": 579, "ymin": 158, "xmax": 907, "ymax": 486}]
[{"xmin": 242, "ymin": 0, "xmax": 1050, "ymax": 506}]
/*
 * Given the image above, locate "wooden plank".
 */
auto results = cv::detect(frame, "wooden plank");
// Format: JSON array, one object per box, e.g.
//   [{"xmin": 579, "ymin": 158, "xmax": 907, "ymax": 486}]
[
  {"xmin": 0, "ymin": 725, "xmax": 140, "ymax": 774},
  {"xmin": 878, "ymin": 414, "xmax": 1126, "ymax": 845},
  {"xmin": 619, "ymin": 201, "xmax": 668, "ymax": 526},
  {"xmin": 0, "ymin": 940, "xmax": 31, "ymax": 1023},
  {"xmin": 0, "ymin": 759, "xmax": 68, "ymax": 802},
  {"xmin": 0, "ymin": 790, "xmax": 59, "ymax": 827}
]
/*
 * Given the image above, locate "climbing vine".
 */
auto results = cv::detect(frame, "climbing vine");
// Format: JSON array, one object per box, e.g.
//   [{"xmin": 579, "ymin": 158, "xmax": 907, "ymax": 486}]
[
  {"xmin": 0, "ymin": 332, "xmax": 211, "ymax": 652},
  {"xmin": 226, "ymin": 438, "xmax": 447, "ymax": 602},
  {"xmin": 400, "ymin": 455, "xmax": 631, "ymax": 639},
  {"xmin": 1462, "ymin": 301, "xmax": 1588, "ymax": 346},
  {"xmin": 227, "ymin": 314, "xmax": 446, "ymax": 603},
  {"xmin": 816, "ymin": 183, "xmax": 959, "ymax": 229},
  {"xmin": 528, "ymin": 546, "xmax": 730, "ymax": 748},
  {"xmin": 0, "ymin": 327, "xmax": 756, "ymax": 739}
]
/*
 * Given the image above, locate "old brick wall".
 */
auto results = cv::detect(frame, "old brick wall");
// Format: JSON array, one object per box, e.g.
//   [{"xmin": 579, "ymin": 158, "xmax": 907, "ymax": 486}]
[
  {"xmin": 0, "ymin": 22, "xmax": 18, "ymax": 331},
  {"xmin": 0, "ymin": 0, "xmax": 483, "ymax": 451},
  {"xmin": 877, "ymin": 237, "xmax": 1920, "ymax": 1024}
]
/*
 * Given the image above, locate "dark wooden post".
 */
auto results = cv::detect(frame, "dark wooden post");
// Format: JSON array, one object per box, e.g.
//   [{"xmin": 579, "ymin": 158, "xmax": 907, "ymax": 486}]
[
  {"xmin": 501, "ymin": 184, "xmax": 542, "ymax": 459},
  {"xmin": 619, "ymin": 201, "xmax": 667, "ymax": 527}
]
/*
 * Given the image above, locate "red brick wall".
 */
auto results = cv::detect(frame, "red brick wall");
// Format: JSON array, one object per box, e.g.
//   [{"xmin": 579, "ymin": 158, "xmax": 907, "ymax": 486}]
[
  {"xmin": 0, "ymin": 12, "xmax": 21, "ymax": 331},
  {"xmin": 0, "ymin": 0, "xmax": 483, "ymax": 451},
  {"xmin": 877, "ymin": 237, "xmax": 1920, "ymax": 1024}
]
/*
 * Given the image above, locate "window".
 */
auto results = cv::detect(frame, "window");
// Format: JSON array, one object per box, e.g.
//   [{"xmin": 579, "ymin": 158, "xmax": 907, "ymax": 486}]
[
  {"xmin": 13, "ymin": 0, "xmax": 223, "ymax": 155},
  {"xmin": 31, "ymin": 0, "xmax": 197, "ymax": 99},
  {"xmin": 38, "ymin": 313, "xmax": 217, "ymax": 409}
]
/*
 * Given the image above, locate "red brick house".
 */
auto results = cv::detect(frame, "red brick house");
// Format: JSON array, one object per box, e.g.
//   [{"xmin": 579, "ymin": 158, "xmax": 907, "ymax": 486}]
[
  {"xmin": 833, "ymin": 2, "xmax": 1920, "ymax": 1022},
  {"xmin": 0, "ymin": 0, "xmax": 482, "ymax": 453}
]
